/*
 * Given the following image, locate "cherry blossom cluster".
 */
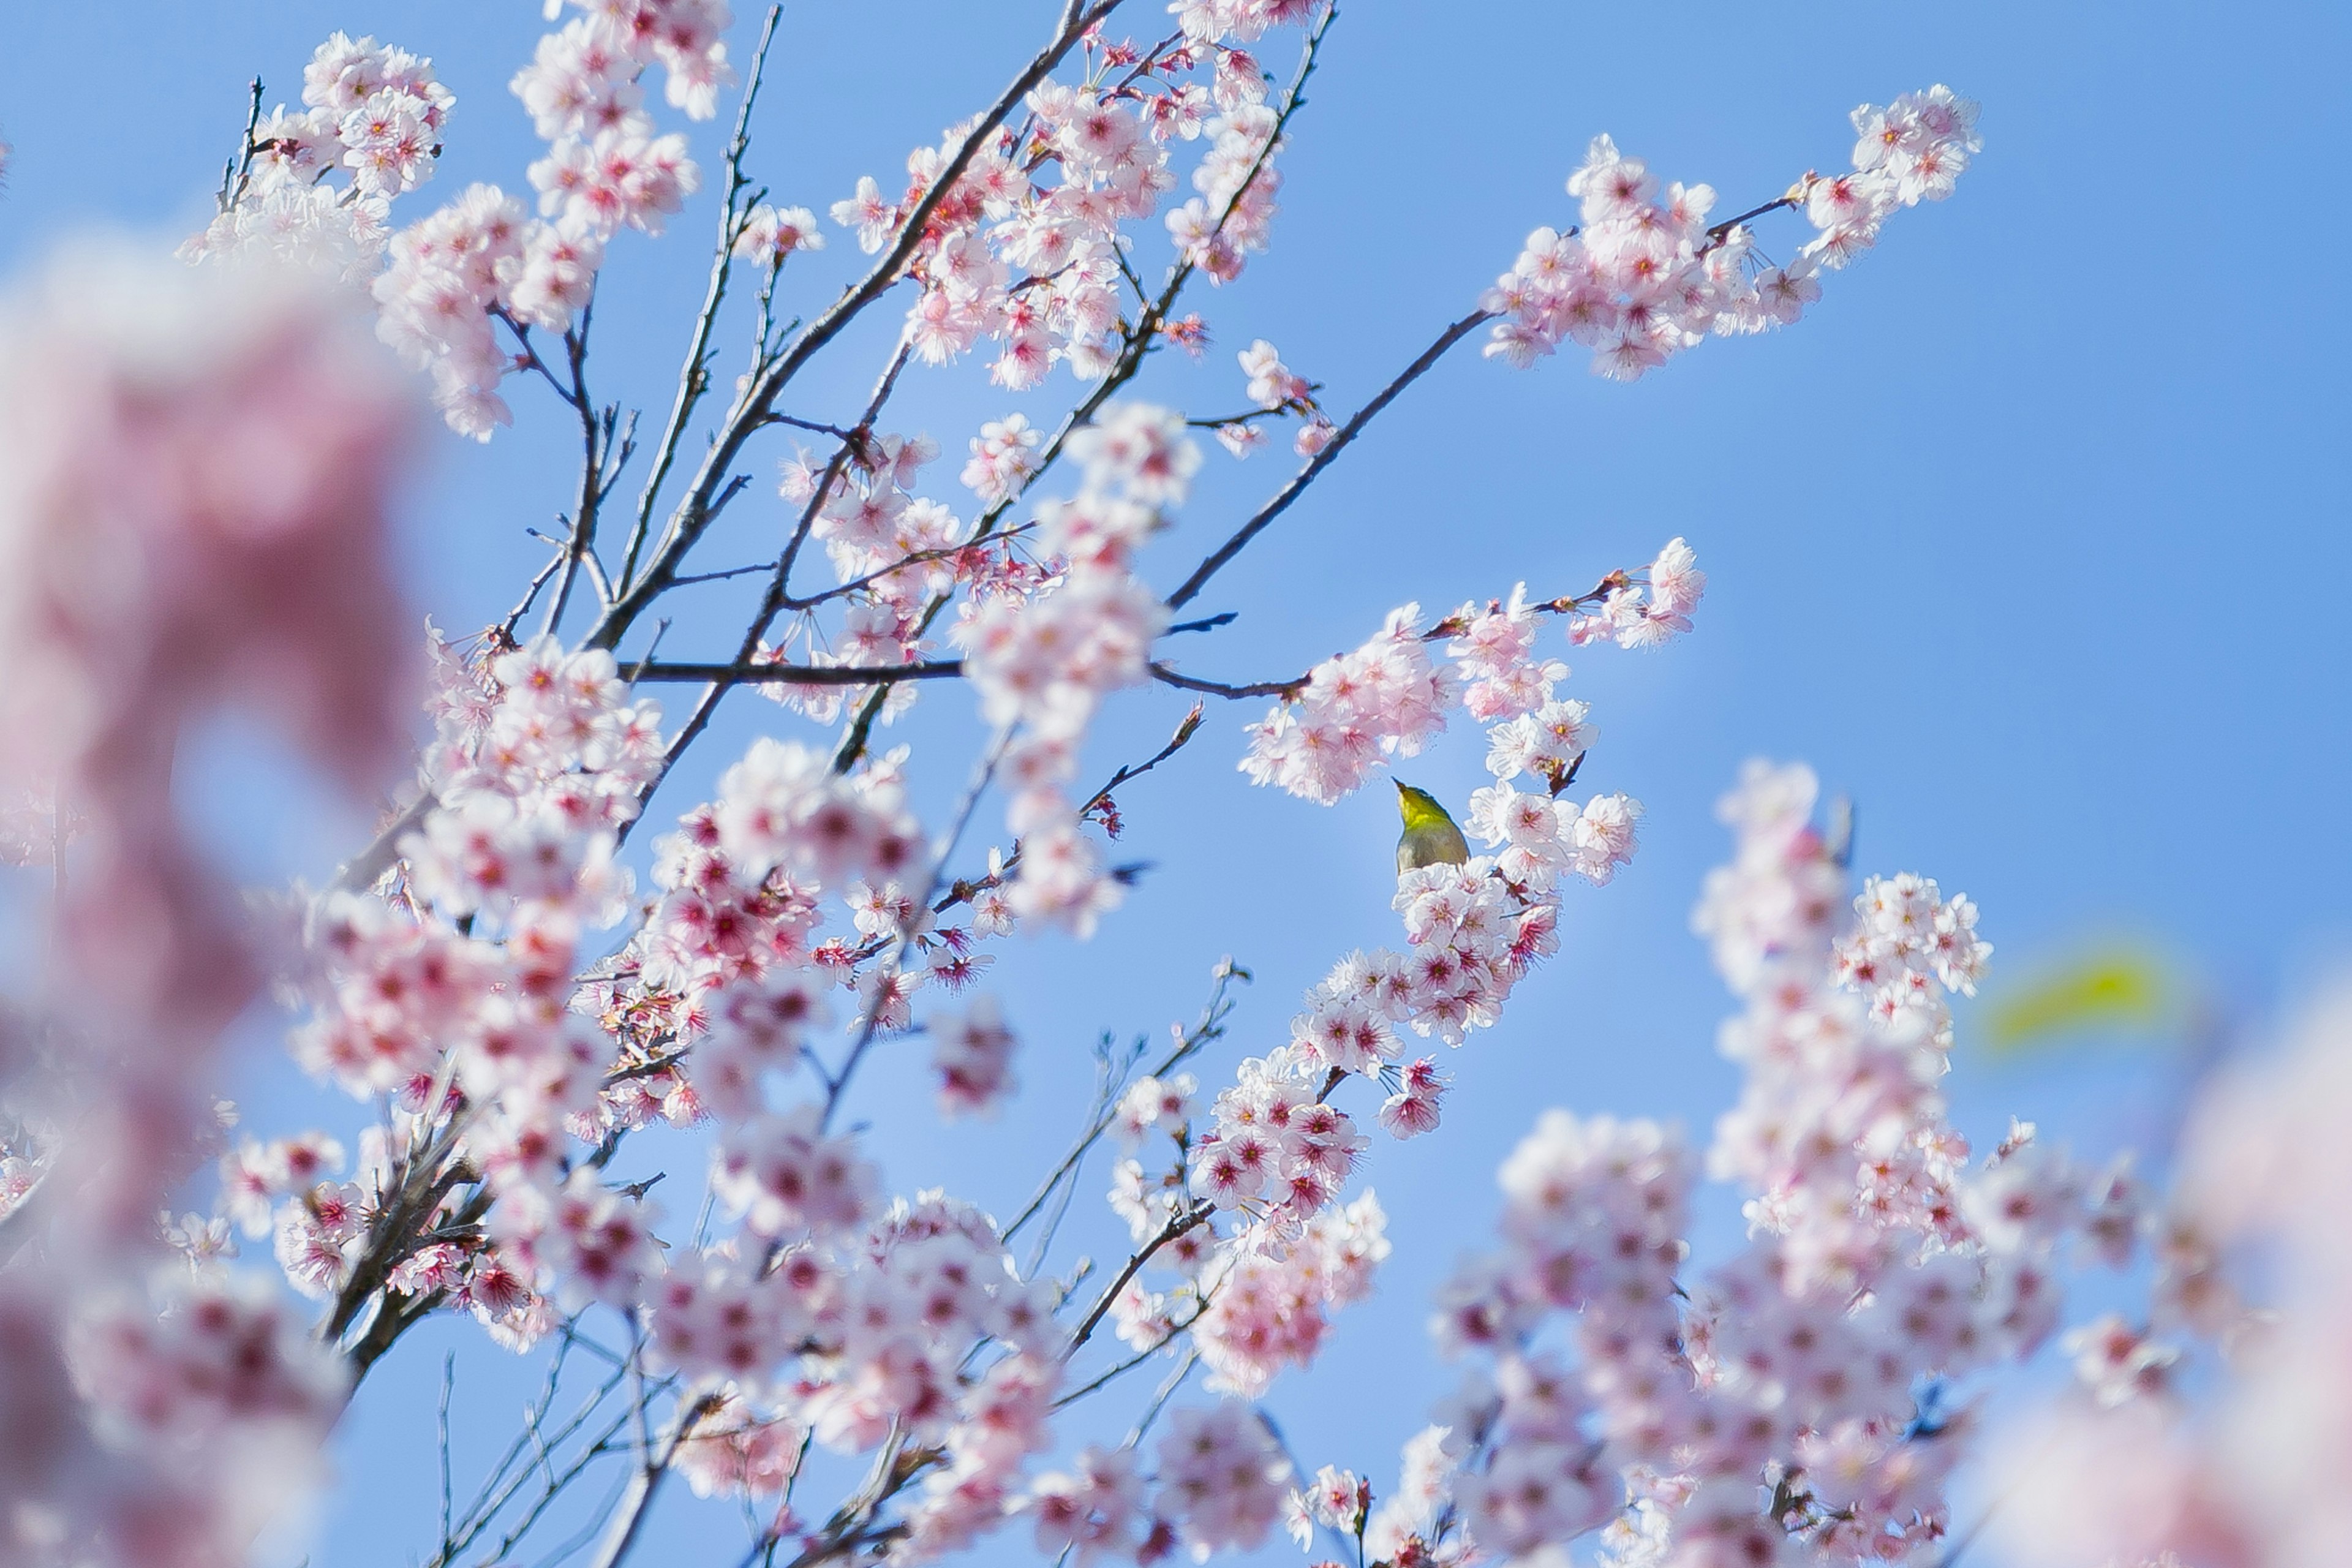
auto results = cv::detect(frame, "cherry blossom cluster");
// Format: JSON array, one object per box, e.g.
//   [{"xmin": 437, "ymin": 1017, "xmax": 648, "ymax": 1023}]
[
  {"xmin": 1240, "ymin": 606, "xmax": 1453, "ymax": 805},
  {"xmin": 1300, "ymin": 761, "xmax": 2141, "ymax": 1568},
  {"xmin": 824, "ymin": 14, "xmax": 1310, "ymax": 390},
  {"xmin": 1565, "ymin": 536, "xmax": 1706, "ymax": 650},
  {"xmin": 1211, "ymin": 338, "xmax": 1332, "ymax": 459},
  {"xmin": 597, "ymin": 729, "xmax": 1004, "ymax": 1130},
  {"xmin": 1099, "ymin": 873, "xmax": 1543, "ymax": 1405},
  {"xmin": 631, "ymin": 734, "xmax": 935, "ymax": 1029},
  {"xmin": 1091, "ymin": 821, "xmax": 1632, "ymax": 1430},
  {"xmin": 63, "ymin": 1268, "xmax": 348, "ymax": 1548},
  {"xmin": 222, "ymin": 7, "xmax": 730, "ymax": 436},
  {"xmin": 0, "ymin": 251, "xmax": 414, "ymax": 1035},
  {"xmin": 1147, "ymin": 1402, "xmax": 1298, "ymax": 1556},
  {"xmin": 764, "ymin": 432, "xmax": 1001, "ymax": 725},
  {"xmin": 1190, "ymin": 1190, "xmax": 1389, "ymax": 1397},
  {"xmin": 1483, "ymin": 86, "xmax": 1980, "ymax": 379},
  {"xmin": 962, "ymin": 412, "xmax": 1046, "ymax": 505},
  {"xmin": 1172, "ymin": 0, "xmax": 1322, "ymax": 45},
  {"xmin": 1810, "ymin": 86, "xmax": 1982, "ymax": 267},
  {"xmin": 513, "ymin": 0, "xmax": 728, "ymax": 226},
  {"xmin": 732, "ymin": 200, "xmax": 824, "ymax": 268},
  {"xmin": 710, "ymin": 736, "xmax": 929, "ymax": 895},
  {"xmin": 647, "ymin": 1191, "xmax": 1072, "ymax": 1561},
  {"xmin": 0, "ymin": 249, "xmax": 414, "ymax": 1568},
  {"xmin": 1833, "ymin": 870, "xmax": 1992, "ymax": 1038},
  {"xmin": 1167, "ymin": 102, "xmax": 1285, "ymax": 285},
  {"xmin": 0, "ymin": 8, "xmax": 2022, "ymax": 1566},
  {"xmin": 1458, "ymin": 580, "xmax": 1657, "ymax": 881},
  {"xmin": 266, "ymin": 631, "xmax": 691, "ymax": 1345},
  {"xmin": 373, "ymin": 184, "xmax": 581, "ymax": 440},
  {"xmin": 291, "ymin": 698, "xmax": 1082, "ymax": 1568},
  {"xmin": 930, "ymin": 995, "xmax": 1019, "ymax": 1117},
  {"xmin": 71, "ymin": 1269, "xmax": 345, "ymax": 1449},
  {"xmin": 1074, "ymin": 557, "xmax": 1699, "ymax": 1438},
  {"xmin": 181, "ymin": 33, "xmax": 454, "ymax": 282},
  {"xmin": 672, "ymin": 1391, "xmax": 804, "ymax": 1500},
  {"xmin": 603, "ymin": 799, "xmax": 828, "ymax": 1054},
  {"xmin": 292, "ymin": 630, "xmax": 660, "ymax": 1086},
  {"xmin": 1241, "ymin": 538, "xmax": 1698, "ymax": 807},
  {"xmin": 1986, "ymin": 989, "xmax": 2352, "ymax": 1568},
  {"xmin": 1028, "ymin": 1401, "xmax": 1300, "ymax": 1564},
  {"xmin": 957, "ymin": 404, "xmax": 1192, "ymax": 934},
  {"xmin": 409, "ymin": 631, "xmax": 663, "ymax": 921},
  {"xmin": 218, "ymin": 1130, "xmax": 344, "ymax": 1283}
]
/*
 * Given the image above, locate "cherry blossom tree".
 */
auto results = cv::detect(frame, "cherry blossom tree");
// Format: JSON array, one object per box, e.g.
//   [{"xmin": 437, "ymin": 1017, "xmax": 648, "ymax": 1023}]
[{"xmin": 5, "ymin": 6, "xmax": 2283, "ymax": 1568}]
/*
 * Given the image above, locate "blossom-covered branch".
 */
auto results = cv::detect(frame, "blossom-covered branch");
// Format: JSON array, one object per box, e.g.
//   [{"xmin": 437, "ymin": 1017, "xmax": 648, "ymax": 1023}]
[{"xmin": 0, "ymin": 5, "xmax": 2012, "ymax": 1567}]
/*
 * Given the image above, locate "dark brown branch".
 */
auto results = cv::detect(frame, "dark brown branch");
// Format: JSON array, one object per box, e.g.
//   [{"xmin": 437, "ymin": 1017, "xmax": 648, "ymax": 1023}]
[
  {"xmin": 545, "ymin": 314, "xmax": 611, "ymax": 634},
  {"xmin": 625, "ymin": 657, "xmax": 963, "ymax": 685},
  {"xmin": 215, "ymin": 77, "xmax": 266, "ymax": 214},
  {"xmin": 1148, "ymin": 662, "xmax": 1306, "ymax": 700},
  {"xmin": 1064, "ymin": 1200, "xmax": 1214, "ymax": 1360},
  {"xmin": 1164, "ymin": 304, "xmax": 1494, "ymax": 611},
  {"xmin": 1166, "ymin": 611, "xmax": 1237, "ymax": 635},
  {"xmin": 1709, "ymin": 190, "xmax": 1802, "ymax": 241}
]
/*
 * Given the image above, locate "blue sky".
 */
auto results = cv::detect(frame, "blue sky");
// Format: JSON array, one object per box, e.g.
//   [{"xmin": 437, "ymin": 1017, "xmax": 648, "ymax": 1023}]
[{"xmin": 4, "ymin": 1, "xmax": 2348, "ymax": 1564}]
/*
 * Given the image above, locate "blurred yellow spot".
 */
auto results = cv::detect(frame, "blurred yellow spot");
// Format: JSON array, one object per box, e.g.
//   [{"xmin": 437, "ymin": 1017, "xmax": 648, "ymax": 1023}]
[{"xmin": 1984, "ymin": 948, "xmax": 2174, "ymax": 1055}]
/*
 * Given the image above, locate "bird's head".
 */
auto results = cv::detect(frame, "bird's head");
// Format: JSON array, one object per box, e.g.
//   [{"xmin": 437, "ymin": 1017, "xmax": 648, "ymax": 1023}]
[{"xmin": 1393, "ymin": 778, "xmax": 1450, "ymax": 830}]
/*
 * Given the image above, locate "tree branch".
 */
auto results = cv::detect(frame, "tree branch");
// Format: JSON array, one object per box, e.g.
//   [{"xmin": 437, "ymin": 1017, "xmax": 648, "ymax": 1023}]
[
  {"xmin": 628, "ymin": 658, "xmax": 965, "ymax": 685},
  {"xmin": 1164, "ymin": 304, "xmax": 1493, "ymax": 610},
  {"xmin": 1064, "ymin": 1200, "xmax": 1214, "ymax": 1360}
]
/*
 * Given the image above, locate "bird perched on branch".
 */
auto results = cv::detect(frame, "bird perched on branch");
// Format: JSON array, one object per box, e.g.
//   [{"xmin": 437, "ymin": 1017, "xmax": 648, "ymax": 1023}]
[{"xmin": 1394, "ymin": 780, "xmax": 1469, "ymax": 875}]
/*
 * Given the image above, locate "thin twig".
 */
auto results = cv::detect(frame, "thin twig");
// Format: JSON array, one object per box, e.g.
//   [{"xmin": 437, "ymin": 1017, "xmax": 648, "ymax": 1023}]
[
  {"xmin": 214, "ymin": 77, "xmax": 266, "ymax": 214},
  {"xmin": 1002, "ymin": 956, "xmax": 1242, "ymax": 1243},
  {"xmin": 817, "ymin": 726, "xmax": 1013, "ymax": 1133},
  {"xmin": 665, "ymin": 561, "xmax": 778, "ymax": 589},
  {"xmin": 544, "ymin": 314, "xmax": 611, "ymax": 636},
  {"xmin": 1051, "ymin": 1302, "xmax": 1208, "ymax": 1411},
  {"xmin": 439, "ymin": 1352, "xmax": 458, "ymax": 1554},
  {"xmin": 782, "ymin": 522, "xmax": 1036, "ymax": 612},
  {"xmin": 1123, "ymin": 1348, "xmax": 1200, "ymax": 1449},
  {"xmin": 898, "ymin": 701, "xmax": 1212, "ymax": 943},
  {"xmin": 1709, "ymin": 192, "xmax": 1801, "ymax": 241},
  {"xmin": 503, "ymin": 548, "xmax": 570, "ymax": 639}
]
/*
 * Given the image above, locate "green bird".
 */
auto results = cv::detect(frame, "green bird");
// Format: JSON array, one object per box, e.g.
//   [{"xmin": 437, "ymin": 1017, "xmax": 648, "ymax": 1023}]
[{"xmin": 1393, "ymin": 780, "xmax": 1470, "ymax": 875}]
